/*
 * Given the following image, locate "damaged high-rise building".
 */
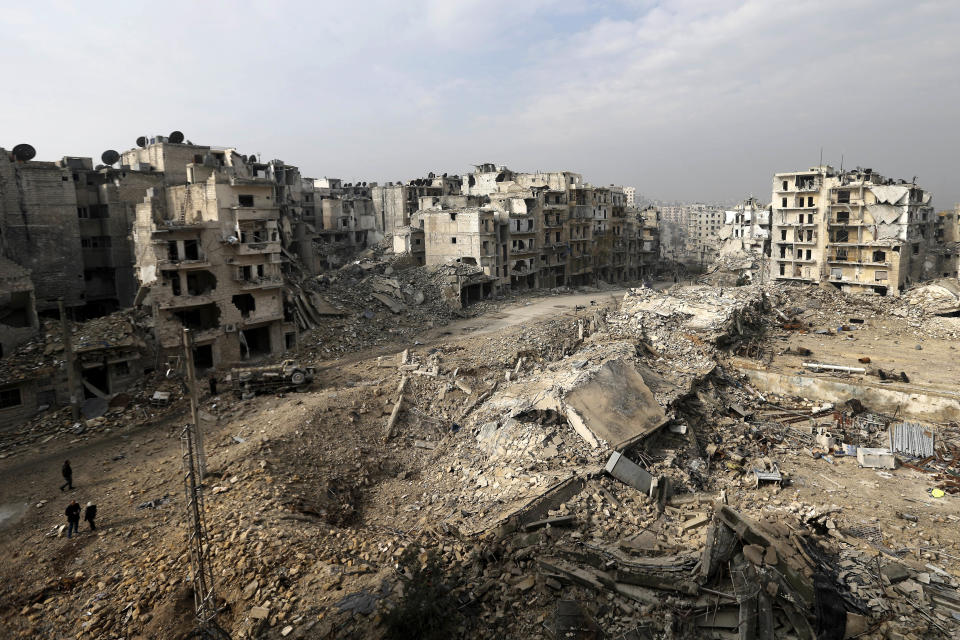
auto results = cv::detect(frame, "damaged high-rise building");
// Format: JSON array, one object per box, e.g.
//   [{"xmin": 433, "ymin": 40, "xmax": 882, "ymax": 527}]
[
  {"xmin": 132, "ymin": 147, "xmax": 292, "ymax": 368},
  {"xmin": 392, "ymin": 164, "xmax": 660, "ymax": 297},
  {"xmin": 771, "ymin": 166, "xmax": 940, "ymax": 295}
]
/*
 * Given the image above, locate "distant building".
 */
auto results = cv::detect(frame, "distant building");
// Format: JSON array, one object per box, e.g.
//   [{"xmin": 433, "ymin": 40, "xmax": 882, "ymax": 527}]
[
  {"xmin": 770, "ymin": 166, "xmax": 938, "ymax": 295},
  {"xmin": 720, "ymin": 197, "xmax": 770, "ymax": 257},
  {"xmin": 623, "ymin": 186, "xmax": 636, "ymax": 206}
]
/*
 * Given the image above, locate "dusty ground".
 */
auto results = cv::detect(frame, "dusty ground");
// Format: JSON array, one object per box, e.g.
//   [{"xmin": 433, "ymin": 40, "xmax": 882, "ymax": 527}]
[{"xmin": 1, "ymin": 282, "xmax": 958, "ymax": 640}]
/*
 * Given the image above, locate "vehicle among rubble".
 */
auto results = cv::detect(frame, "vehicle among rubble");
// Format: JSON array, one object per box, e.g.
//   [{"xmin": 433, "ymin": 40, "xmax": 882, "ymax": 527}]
[{"xmin": 227, "ymin": 360, "xmax": 316, "ymax": 397}]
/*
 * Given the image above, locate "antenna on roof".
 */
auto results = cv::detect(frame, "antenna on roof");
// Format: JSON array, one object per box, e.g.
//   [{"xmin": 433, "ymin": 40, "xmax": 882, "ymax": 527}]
[{"xmin": 839, "ymin": 154, "xmax": 843, "ymax": 174}]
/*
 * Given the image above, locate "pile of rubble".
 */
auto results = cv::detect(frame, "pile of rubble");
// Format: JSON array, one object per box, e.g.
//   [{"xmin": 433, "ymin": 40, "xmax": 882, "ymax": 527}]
[
  {"xmin": 4, "ymin": 280, "xmax": 960, "ymax": 640},
  {"xmin": 288, "ymin": 258, "xmax": 498, "ymax": 359}
]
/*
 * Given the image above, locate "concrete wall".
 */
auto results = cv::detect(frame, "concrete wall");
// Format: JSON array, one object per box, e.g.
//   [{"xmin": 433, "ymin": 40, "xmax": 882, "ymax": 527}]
[
  {"xmin": 371, "ymin": 184, "xmax": 408, "ymax": 233},
  {"xmin": 0, "ymin": 154, "xmax": 85, "ymax": 311},
  {"xmin": 121, "ymin": 142, "xmax": 211, "ymax": 185},
  {"xmin": 0, "ymin": 260, "xmax": 39, "ymax": 357},
  {"xmin": 739, "ymin": 366, "xmax": 960, "ymax": 423}
]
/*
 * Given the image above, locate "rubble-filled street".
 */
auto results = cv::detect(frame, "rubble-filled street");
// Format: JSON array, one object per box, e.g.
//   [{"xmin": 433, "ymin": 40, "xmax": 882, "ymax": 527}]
[{"xmin": 1, "ymin": 279, "xmax": 958, "ymax": 640}]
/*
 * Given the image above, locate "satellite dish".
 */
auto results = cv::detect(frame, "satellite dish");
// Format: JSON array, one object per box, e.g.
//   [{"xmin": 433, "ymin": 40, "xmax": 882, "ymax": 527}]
[
  {"xmin": 168, "ymin": 131, "xmax": 185, "ymax": 144},
  {"xmin": 136, "ymin": 136, "xmax": 147, "ymax": 148},
  {"xmin": 12, "ymin": 144, "xmax": 36, "ymax": 161},
  {"xmin": 249, "ymin": 155, "xmax": 257, "ymax": 163},
  {"xmin": 101, "ymin": 149, "xmax": 120, "ymax": 165}
]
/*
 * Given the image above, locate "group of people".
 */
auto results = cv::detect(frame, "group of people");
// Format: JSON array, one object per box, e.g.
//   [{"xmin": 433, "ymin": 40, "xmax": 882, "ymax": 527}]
[{"xmin": 60, "ymin": 460, "xmax": 97, "ymax": 539}]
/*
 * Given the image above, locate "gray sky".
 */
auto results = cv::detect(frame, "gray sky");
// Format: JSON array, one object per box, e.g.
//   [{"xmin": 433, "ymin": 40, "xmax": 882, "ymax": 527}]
[{"xmin": 3, "ymin": 0, "xmax": 959, "ymax": 207}]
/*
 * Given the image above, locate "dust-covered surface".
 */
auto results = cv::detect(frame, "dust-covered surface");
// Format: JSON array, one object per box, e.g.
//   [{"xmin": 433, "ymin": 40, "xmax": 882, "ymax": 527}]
[{"xmin": 1, "ymin": 281, "xmax": 959, "ymax": 640}]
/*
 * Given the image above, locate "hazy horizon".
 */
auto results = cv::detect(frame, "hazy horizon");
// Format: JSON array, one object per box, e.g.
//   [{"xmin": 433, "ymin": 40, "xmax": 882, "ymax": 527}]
[{"xmin": 3, "ymin": 1, "xmax": 959, "ymax": 207}]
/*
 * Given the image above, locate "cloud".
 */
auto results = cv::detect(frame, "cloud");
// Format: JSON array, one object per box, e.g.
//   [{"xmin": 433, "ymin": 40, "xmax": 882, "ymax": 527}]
[{"xmin": 1, "ymin": 1, "xmax": 958, "ymax": 205}]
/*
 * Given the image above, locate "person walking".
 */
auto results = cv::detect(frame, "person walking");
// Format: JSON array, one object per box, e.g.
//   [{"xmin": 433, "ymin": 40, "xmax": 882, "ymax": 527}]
[
  {"xmin": 60, "ymin": 460, "xmax": 73, "ymax": 491},
  {"xmin": 83, "ymin": 502, "xmax": 97, "ymax": 531},
  {"xmin": 65, "ymin": 500, "xmax": 81, "ymax": 538}
]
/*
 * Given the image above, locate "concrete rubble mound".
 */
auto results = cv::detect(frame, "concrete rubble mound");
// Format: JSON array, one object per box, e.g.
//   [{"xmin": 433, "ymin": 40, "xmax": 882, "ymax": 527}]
[
  {"xmin": 3, "ymin": 281, "xmax": 960, "ymax": 640},
  {"xmin": 904, "ymin": 279, "xmax": 960, "ymax": 316}
]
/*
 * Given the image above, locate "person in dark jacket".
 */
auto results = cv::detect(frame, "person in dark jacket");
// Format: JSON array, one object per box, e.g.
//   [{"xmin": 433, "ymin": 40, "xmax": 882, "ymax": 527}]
[
  {"xmin": 65, "ymin": 501, "xmax": 81, "ymax": 538},
  {"xmin": 60, "ymin": 460, "xmax": 73, "ymax": 491},
  {"xmin": 83, "ymin": 502, "xmax": 97, "ymax": 531}
]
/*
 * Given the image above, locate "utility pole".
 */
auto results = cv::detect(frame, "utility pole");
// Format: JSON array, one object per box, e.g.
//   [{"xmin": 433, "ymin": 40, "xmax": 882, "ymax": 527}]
[
  {"xmin": 182, "ymin": 328, "xmax": 206, "ymax": 478},
  {"xmin": 180, "ymin": 424, "xmax": 230, "ymax": 640},
  {"xmin": 58, "ymin": 299, "xmax": 80, "ymax": 420}
]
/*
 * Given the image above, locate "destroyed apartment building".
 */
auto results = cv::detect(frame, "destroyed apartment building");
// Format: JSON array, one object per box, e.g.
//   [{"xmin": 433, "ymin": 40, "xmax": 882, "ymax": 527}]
[
  {"xmin": 395, "ymin": 164, "xmax": 661, "ymax": 297},
  {"xmin": 132, "ymin": 150, "xmax": 292, "ymax": 369},
  {"xmin": 771, "ymin": 166, "xmax": 944, "ymax": 295},
  {"xmin": 4, "ymin": 138, "xmax": 960, "ymax": 640}
]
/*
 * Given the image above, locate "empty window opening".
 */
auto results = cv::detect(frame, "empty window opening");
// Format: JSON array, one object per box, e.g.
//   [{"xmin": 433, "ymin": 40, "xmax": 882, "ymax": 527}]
[
  {"xmin": 186, "ymin": 270, "xmax": 217, "ymax": 296},
  {"xmin": 451, "ymin": 237, "xmax": 457, "ymax": 244},
  {"xmin": 807, "ymin": 197, "xmax": 814, "ymax": 207},
  {"xmin": 782, "ymin": 180, "xmax": 788, "ymax": 190},
  {"xmin": 837, "ymin": 190, "xmax": 850, "ymax": 204},
  {"xmin": 81, "ymin": 366, "xmax": 109, "ymax": 398},
  {"xmin": 164, "ymin": 272, "xmax": 182, "ymax": 296},
  {"xmin": 285, "ymin": 333, "xmax": 296, "ymax": 350},
  {"xmin": 238, "ymin": 194, "xmax": 255, "ymax": 207},
  {"xmin": 167, "ymin": 241, "xmax": 179, "ymax": 261},
  {"xmin": 0, "ymin": 386, "xmax": 23, "ymax": 409},
  {"xmin": 183, "ymin": 239, "xmax": 200, "ymax": 260},
  {"xmin": 912, "ymin": 244, "xmax": 919, "ymax": 255},
  {"xmin": 192, "ymin": 344, "xmax": 214, "ymax": 370},
  {"xmin": 836, "ymin": 211, "xmax": 849, "ymax": 223},
  {"xmin": 232, "ymin": 294, "xmax": 256, "ymax": 318},
  {"xmin": 0, "ymin": 291, "xmax": 33, "ymax": 328},
  {"xmin": 240, "ymin": 325, "xmax": 271, "ymax": 359},
  {"xmin": 172, "ymin": 303, "xmax": 221, "ymax": 331},
  {"xmin": 781, "ymin": 197, "xmax": 787, "ymax": 207},
  {"xmin": 872, "ymin": 250, "xmax": 886, "ymax": 262}
]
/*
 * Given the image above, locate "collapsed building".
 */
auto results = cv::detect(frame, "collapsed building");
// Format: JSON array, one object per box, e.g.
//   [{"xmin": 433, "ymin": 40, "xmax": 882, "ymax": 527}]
[
  {"xmin": 132, "ymin": 150, "xmax": 292, "ymax": 369},
  {"xmin": 771, "ymin": 166, "xmax": 941, "ymax": 295},
  {"xmin": 396, "ymin": 165, "xmax": 661, "ymax": 295}
]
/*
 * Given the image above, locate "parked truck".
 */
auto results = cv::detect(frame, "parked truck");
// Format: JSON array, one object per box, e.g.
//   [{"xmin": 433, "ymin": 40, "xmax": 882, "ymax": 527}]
[{"xmin": 228, "ymin": 360, "xmax": 316, "ymax": 397}]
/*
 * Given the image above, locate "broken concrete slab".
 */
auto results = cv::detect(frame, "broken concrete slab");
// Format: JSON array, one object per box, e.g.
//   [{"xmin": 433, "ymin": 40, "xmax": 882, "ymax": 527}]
[
  {"xmin": 564, "ymin": 358, "xmax": 667, "ymax": 450},
  {"xmin": 370, "ymin": 292, "xmax": 405, "ymax": 314}
]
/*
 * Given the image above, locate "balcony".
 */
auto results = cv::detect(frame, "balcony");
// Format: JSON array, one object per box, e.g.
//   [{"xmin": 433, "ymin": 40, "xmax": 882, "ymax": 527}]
[
  {"xmin": 157, "ymin": 258, "xmax": 211, "ymax": 271},
  {"xmin": 234, "ymin": 241, "xmax": 281, "ymax": 255},
  {"xmin": 231, "ymin": 206, "xmax": 280, "ymax": 222},
  {"xmin": 236, "ymin": 276, "xmax": 284, "ymax": 290},
  {"xmin": 827, "ymin": 256, "xmax": 891, "ymax": 267}
]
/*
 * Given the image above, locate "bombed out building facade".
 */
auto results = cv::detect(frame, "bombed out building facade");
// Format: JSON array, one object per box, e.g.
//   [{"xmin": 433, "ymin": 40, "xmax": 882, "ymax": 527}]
[{"xmin": 771, "ymin": 166, "xmax": 942, "ymax": 296}]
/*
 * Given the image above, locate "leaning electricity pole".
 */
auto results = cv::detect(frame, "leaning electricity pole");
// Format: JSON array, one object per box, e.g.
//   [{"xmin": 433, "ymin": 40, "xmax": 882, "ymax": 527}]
[
  {"xmin": 182, "ymin": 328, "xmax": 207, "ymax": 477},
  {"xmin": 58, "ymin": 299, "xmax": 80, "ymax": 420},
  {"xmin": 180, "ymin": 424, "xmax": 230, "ymax": 640}
]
